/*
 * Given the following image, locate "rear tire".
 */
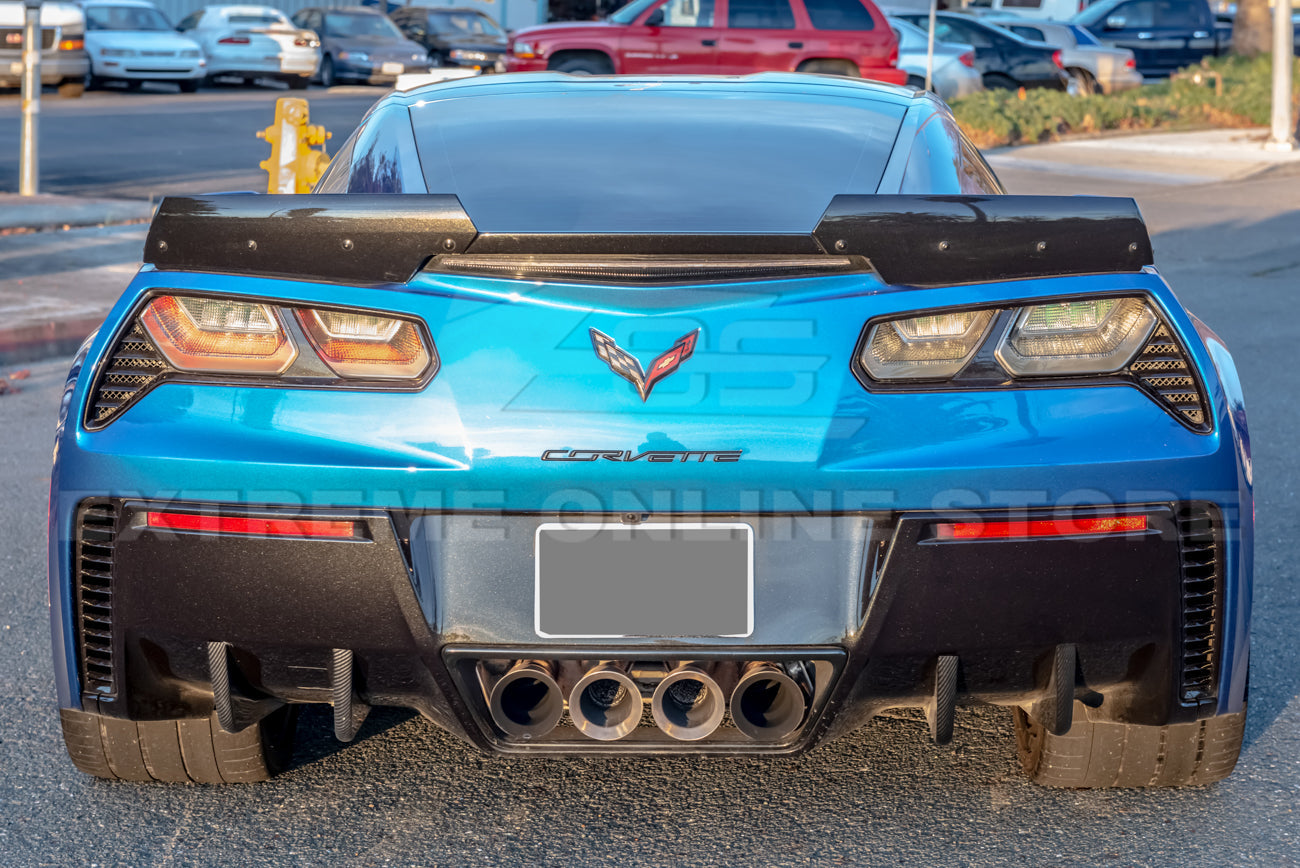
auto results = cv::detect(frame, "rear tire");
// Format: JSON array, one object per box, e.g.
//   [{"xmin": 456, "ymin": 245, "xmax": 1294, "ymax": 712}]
[
  {"xmin": 320, "ymin": 55, "xmax": 337, "ymax": 88},
  {"xmin": 797, "ymin": 59, "xmax": 858, "ymax": 77},
  {"xmin": 285, "ymin": 75, "xmax": 309, "ymax": 90},
  {"xmin": 177, "ymin": 78, "xmax": 200, "ymax": 93},
  {"xmin": 1067, "ymin": 67, "xmax": 1097, "ymax": 96},
  {"xmin": 60, "ymin": 706, "xmax": 298, "ymax": 783},
  {"xmin": 1014, "ymin": 702, "xmax": 1245, "ymax": 788}
]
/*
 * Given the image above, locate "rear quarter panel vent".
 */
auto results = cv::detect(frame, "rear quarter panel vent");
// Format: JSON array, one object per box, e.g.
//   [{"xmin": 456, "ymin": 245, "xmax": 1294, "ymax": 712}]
[{"xmin": 76, "ymin": 502, "xmax": 119, "ymax": 698}]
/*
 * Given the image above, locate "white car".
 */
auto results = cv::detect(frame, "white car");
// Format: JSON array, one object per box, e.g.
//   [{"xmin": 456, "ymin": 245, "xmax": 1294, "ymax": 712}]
[
  {"xmin": 176, "ymin": 4, "xmax": 319, "ymax": 88},
  {"xmin": 0, "ymin": 0, "xmax": 89, "ymax": 97},
  {"xmin": 83, "ymin": 0, "xmax": 205, "ymax": 92}
]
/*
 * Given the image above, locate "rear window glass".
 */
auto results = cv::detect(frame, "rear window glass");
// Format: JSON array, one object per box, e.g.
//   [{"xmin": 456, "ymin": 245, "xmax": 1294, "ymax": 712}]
[
  {"xmin": 728, "ymin": 0, "xmax": 796, "ymax": 29},
  {"xmin": 407, "ymin": 89, "xmax": 906, "ymax": 233},
  {"xmin": 805, "ymin": 0, "xmax": 875, "ymax": 29},
  {"xmin": 227, "ymin": 13, "xmax": 288, "ymax": 26}
]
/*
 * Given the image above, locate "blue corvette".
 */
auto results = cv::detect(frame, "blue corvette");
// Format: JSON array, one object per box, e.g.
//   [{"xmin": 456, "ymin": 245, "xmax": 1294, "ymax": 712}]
[{"xmin": 49, "ymin": 73, "xmax": 1251, "ymax": 787}]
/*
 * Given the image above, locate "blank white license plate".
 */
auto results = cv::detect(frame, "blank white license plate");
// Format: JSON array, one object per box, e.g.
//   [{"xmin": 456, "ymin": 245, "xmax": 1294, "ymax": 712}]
[
  {"xmin": 381, "ymin": 62, "xmax": 403, "ymax": 75},
  {"xmin": 534, "ymin": 522, "xmax": 753, "ymax": 639}
]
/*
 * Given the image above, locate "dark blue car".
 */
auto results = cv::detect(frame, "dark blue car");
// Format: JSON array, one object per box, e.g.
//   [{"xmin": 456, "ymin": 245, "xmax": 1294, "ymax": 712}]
[{"xmin": 50, "ymin": 74, "xmax": 1251, "ymax": 787}]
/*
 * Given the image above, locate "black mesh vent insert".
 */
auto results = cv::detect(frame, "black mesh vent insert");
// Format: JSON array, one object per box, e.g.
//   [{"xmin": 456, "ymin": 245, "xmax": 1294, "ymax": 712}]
[
  {"xmin": 1177, "ymin": 505, "xmax": 1221, "ymax": 705},
  {"xmin": 86, "ymin": 322, "xmax": 172, "ymax": 429},
  {"xmin": 76, "ymin": 502, "xmax": 119, "ymax": 698},
  {"xmin": 1127, "ymin": 324, "xmax": 1210, "ymax": 432}
]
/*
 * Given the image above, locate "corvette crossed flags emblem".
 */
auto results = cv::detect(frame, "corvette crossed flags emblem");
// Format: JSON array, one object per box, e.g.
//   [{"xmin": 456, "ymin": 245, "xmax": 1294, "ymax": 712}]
[{"xmin": 589, "ymin": 328, "xmax": 699, "ymax": 401}]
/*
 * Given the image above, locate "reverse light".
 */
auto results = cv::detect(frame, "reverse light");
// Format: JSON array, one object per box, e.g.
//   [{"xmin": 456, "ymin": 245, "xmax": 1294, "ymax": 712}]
[
  {"xmin": 861, "ymin": 309, "xmax": 995, "ymax": 380},
  {"xmin": 935, "ymin": 514, "xmax": 1148, "ymax": 540},
  {"xmin": 995, "ymin": 297, "xmax": 1156, "ymax": 376},
  {"xmin": 146, "ymin": 512, "xmax": 357, "ymax": 538},
  {"xmin": 296, "ymin": 309, "xmax": 433, "ymax": 379},
  {"xmin": 142, "ymin": 295, "xmax": 297, "ymax": 374}
]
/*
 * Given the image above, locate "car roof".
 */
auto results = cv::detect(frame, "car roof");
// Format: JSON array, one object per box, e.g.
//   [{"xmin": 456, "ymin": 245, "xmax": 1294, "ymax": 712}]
[
  {"xmin": 385, "ymin": 71, "xmax": 922, "ymax": 111},
  {"xmin": 202, "ymin": 5, "xmax": 287, "ymax": 14}
]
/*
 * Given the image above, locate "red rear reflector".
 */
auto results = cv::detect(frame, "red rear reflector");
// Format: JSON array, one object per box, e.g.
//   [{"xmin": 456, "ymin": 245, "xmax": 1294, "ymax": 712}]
[
  {"xmin": 146, "ymin": 512, "xmax": 356, "ymax": 538},
  {"xmin": 935, "ymin": 515, "xmax": 1147, "ymax": 540}
]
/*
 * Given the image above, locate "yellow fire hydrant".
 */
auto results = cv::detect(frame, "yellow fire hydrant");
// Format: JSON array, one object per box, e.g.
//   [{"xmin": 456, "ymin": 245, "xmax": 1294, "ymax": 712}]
[{"xmin": 257, "ymin": 97, "xmax": 332, "ymax": 194}]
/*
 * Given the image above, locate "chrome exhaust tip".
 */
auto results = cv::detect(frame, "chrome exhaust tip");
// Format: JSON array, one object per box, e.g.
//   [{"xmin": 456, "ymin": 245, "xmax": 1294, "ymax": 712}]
[
  {"xmin": 568, "ymin": 663, "xmax": 642, "ymax": 741},
  {"xmin": 731, "ymin": 662, "xmax": 807, "ymax": 742},
  {"xmin": 488, "ymin": 660, "xmax": 564, "ymax": 739},
  {"xmin": 651, "ymin": 663, "xmax": 725, "ymax": 741}
]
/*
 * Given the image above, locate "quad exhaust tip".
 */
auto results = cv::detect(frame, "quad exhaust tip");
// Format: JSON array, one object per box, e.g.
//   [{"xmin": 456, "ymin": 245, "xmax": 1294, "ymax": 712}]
[
  {"xmin": 568, "ymin": 663, "xmax": 642, "ymax": 741},
  {"xmin": 488, "ymin": 660, "xmax": 565, "ymax": 739},
  {"xmin": 652, "ymin": 663, "xmax": 726, "ymax": 741},
  {"xmin": 731, "ymin": 662, "xmax": 807, "ymax": 742}
]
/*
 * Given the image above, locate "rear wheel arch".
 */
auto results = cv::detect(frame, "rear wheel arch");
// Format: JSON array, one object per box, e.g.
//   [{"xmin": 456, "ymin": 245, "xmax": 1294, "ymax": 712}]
[
  {"xmin": 547, "ymin": 50, "xmax": 616, "ymax": 75},
  {"xmin": 796, "ymin": 58, "xmax": 860, "ymax": 76}
]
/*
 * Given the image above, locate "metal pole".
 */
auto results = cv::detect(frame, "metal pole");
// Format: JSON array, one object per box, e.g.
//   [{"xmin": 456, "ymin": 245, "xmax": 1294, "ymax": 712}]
[
  {"xmin": 1265, "ymin": 0, "xmax": 1296, "ymax": 151},
  {"xmin": 924, "ymin": 0, "xmax": 937, "ymax": 93},
  {"xmin": 18, "ymin": 0, "xmax": 43, "ymax": 196}
]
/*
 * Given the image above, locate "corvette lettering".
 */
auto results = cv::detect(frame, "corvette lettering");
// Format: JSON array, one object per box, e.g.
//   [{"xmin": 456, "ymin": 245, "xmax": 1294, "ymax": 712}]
[
  {"xmin": 541, "ymin": 449, "xmax": 742, "ymax": 463},
  {"xmin": 590, "ymin": 327, "xmax": 699, "ymax": 401}
]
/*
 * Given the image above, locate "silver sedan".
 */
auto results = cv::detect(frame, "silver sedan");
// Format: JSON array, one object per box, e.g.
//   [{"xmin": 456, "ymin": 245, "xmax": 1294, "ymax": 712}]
[{"xmin": 889, "ymin": 17, "xmax": 985, "ymax": 102}]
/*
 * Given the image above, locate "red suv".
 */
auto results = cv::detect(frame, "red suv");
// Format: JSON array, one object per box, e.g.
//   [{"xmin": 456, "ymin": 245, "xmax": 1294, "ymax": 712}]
[{"xmin": 504, "ymin": 0, "xmax": 904, "ymax": 83}]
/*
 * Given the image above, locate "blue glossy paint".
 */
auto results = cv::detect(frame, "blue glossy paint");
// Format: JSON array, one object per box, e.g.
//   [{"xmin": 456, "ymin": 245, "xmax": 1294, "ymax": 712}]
[{"xmin": 49, "ymin": 263, "xmax": 1252, "ymax": 714}]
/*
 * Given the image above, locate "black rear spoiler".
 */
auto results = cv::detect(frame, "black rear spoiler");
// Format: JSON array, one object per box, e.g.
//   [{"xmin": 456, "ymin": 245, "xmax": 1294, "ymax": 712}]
[{"xmin": 144, "ymin": 193, "xmax": 1153, "ymax": 287}]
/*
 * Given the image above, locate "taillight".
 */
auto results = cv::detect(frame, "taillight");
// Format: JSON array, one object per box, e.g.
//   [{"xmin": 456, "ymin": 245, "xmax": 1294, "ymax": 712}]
[
  {"xmin": 1051, "ymin": 49, "xmax": 1063, "ymax": 69},
  {"xmin": 296, "ymin": 309, "xmax": 433, "ymax": 379},
  {"xmin": 934, "ymin": 514, "xmax": 1148, "ymax": 540},
  {"xmin": 1125, "ymin": 57, "xmax": 1136, "ymax": 68},
  {"xmin": 293, "ymin": 35, "xmax": 315, "ymax": 47},
  {"xmin": 146, "ymin": 512, "xmax": 358, "ymax": 538},
  {"xmin": 218, "ymin": 36, "xmax": 251, "ymax": 44},
  {"xmin": 959, "ymin": 50, "xmax": 975, "ymax": 68},
  {"xmin": 141, "ymin": 296, "xmax": 297, "ymax": 374},
  {"xmin": 58, "ymin": 37, "xmax": 84, "ymax": 51},
  {"xmin": 888, "ymin": 40, "xmax": 898, "ymax": 67}
]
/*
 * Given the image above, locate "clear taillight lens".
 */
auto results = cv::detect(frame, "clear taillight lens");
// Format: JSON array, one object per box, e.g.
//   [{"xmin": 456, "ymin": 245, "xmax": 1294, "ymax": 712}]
[
  {"xmin": 296, "ymin": 309, "xmax": 433, "ymax": 379},
  {"xmin": 142, "ymin": 295, "xmax": 297, "ymax": 374},
  {"xmin": 861, "ymin": 309, "xmax": 995, "ymax": 380},
  {"xmin": 995, "ymin": 297, "xmax": 1156, "ymax": 376}
]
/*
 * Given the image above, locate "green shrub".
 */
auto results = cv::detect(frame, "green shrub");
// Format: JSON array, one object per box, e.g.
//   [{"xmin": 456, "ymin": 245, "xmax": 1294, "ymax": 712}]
[{"xmin": 952, "ymin": 54, "xmax": 1300, "ymax": 148}]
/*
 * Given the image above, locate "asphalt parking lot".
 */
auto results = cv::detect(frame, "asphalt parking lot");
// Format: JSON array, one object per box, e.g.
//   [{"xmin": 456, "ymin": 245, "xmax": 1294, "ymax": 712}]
[{"xmin": 1, "ymin": 118, "xmax": 1298, "ymax": 865}]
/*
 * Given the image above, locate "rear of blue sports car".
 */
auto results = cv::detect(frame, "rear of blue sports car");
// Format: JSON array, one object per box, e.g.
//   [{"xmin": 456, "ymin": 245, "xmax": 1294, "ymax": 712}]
[{"xmin": 49, "ymin": 74, "xmax": 1251, "ymax": 786}]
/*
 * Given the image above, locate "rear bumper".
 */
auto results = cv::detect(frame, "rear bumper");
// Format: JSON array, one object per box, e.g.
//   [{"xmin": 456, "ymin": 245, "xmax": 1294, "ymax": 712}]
[{"xmin": 53, "ymin": 498, "xmax": 1241, "ymax": 754}]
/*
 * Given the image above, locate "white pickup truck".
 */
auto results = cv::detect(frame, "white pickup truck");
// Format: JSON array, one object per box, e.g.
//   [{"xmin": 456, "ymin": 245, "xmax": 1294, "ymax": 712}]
[{"xmin": 0, "ymin": 1, "xmax": 89, "ymax": 97}]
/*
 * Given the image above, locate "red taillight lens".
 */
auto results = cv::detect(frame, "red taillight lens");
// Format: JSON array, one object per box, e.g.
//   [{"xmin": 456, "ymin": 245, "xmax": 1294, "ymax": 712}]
[
  {"xmin": 296, "ymin": 309, "xmax": 433, "ymax": 380},
  {"xmin": 141, "ymin": 295, "xmax": 297, "ymax": 374},
  {"xmin": 146, "ymin": 512, "xmax": 357, "ymax": 538},
  {"xmin": 959, "ymin": 50, "xmax": 975, "ymax": 68},
  {"xmin": 1125, "ymin": 57, "xmax": 1136, "ymax": 68},
  {"xmin": 934, "ymin": 514, "xmax": 1148, "ymax": 540},
  {"xmin": 218, "ymin": 36, "xmax": 251, "ymax": 44},
  {"xmin": 1051, "ymin": 49, "xmax": 1063, "ymax": 69},
  {"xmin": 58, "ymin": 37, "xmax": 84, "ymax": 51},
  {"xmin": 293, "ymin": 36, "xmax": 313, "ymax": 46},
  {"xmin": 888, "ymin": 41, "xmax": 898, "ymax": 67}
]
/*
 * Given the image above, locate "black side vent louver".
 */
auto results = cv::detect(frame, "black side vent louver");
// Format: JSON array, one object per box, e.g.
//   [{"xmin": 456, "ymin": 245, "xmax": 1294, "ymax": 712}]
[
  {"xmin": 1128, "ymin": 325, "xmax": 1210, "ymax": 432},
  {"xmin": 1177, "ymin": 505, "xmax": 1221, "ymax": 705},
  {"xmin": 76, "ymin": 502, "xmax": 119, "ymax": 697},
  {"xmin": 87, "ymin": 322, "xmax": 171, "ymax": 429}
]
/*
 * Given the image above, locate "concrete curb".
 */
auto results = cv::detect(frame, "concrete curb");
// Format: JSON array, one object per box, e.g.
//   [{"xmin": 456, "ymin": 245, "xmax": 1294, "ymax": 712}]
[
  {"xmin": 0, "ymin": 316, "xmax": 102, "ymax": 367},
  {"xmin": 0, "ymin": 194, "xmax": 154, "ymax": 232}
]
